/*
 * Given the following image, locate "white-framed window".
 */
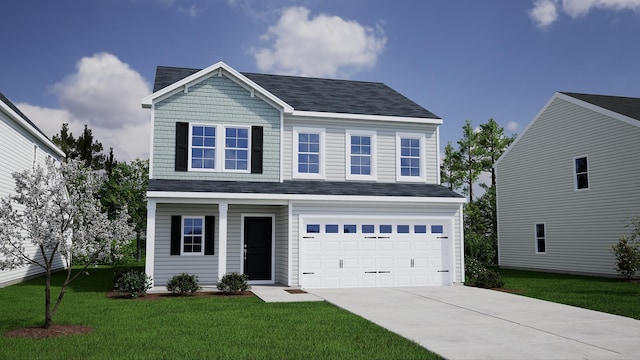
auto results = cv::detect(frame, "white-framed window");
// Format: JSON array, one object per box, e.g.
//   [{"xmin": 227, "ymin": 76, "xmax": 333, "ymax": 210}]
[
  {"xmin": 293, "ymin": 127, "xmax": 325, "ymax": 179},
  {"xmin": 224, "ymin": 126, "xmax": 250, "ymax": 172},
  {"xmin": 535, "ymin": 223, "xmax": 546, "ymax": 254},
  {"xmin": 189, "ymin": 124, "xmax": 216, "ymax": 171},
  {"xmin": 396, "ymin": 132, "xmax": 426, "ymax": 182},
  {"xmin": 574, "ymin": 156, "xmax": 589, "ymax": 190},
  {"xmin": 182, "ymin": 216, "xmax": 205, "ymax": 255},
  {"xmin": 346, "ymin": 130, "xmax": 376, "ymax": 180}
]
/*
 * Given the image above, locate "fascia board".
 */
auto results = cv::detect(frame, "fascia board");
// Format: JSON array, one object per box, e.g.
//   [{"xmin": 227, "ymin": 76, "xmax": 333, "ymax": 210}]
[
  {"xmin": 290, "ymin": 110, "xmax": 443, "ymax": 125},
  {"xmin": 0, "ymin": 102, "xmax": 65, "ymax": 158}
]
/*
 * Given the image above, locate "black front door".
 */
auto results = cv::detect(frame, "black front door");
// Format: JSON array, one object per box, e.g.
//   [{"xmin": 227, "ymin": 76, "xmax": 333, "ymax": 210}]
[{"xmin": 244, "ymin": 217, "xmax": 272, "ymax": 280}]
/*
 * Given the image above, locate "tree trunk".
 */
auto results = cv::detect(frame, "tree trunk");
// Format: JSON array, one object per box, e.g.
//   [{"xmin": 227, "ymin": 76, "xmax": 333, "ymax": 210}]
[
  {"xmin": 136, "ymin": 231, "xmax": 142, "ymax": 262},
  {"xmin": 44, "ymin": 269, "xmax": 52, "ymax": 329}
]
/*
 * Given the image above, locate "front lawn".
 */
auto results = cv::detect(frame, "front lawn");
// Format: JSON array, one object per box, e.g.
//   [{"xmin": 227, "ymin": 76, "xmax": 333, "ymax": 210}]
[
  {"xmin": 0, "ymin": 267, "xmax": 438, "ymax": 360},
  {"xmin": 497, "ymin": 268, "xmax": 640, "ymax": 320}
]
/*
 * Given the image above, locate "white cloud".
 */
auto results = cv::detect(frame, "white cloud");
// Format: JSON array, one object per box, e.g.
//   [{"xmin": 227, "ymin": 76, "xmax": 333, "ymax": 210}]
[
  {"xmin": 506, "ymin": 121, "xmax": 520, "ymax": 133},
  {"xmin": 252, "ymin": 6, "xmax": 386, "ymax": 77},
  {"xmin": 178, "ymin": 4, "xmax": 199, "ymax": 17},
  {"xmin": 529, "ymin": 0, "xmax": 640, "ymax": 27},
  {"xmin": 20, "ymin": 53, "xmax": 151, "ymax": 161}
]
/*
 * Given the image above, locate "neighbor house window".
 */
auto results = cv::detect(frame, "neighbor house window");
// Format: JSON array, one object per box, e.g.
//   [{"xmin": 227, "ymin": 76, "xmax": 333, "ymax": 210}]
[
  {"xmin": 293, "ymin": 128, "xmax": 325, "ymax": 179},
  {"xmin": 535, "ymin": 223, "xmax": 546, "ymax": 254},
  {"xmin": 346, "ymin": 130, "xmax": 376, "ymax": 180},
  {"xmin": 190, "ymin": 125, "xmax": 216, "ymax": 170},
  {"xmin": 224, "ymin": 127, "xmax": 249, "ymax": 171},
  {"xmin": 183, "ymin": 217, "xmax": 204, "ymax": 255},
  {"xmin": 574, "ymin": 156, "xmax": 589, "ymax": 190},
  {"xmin": 396, "ymin": 133, "xmax": 426, "ymax": 182}
]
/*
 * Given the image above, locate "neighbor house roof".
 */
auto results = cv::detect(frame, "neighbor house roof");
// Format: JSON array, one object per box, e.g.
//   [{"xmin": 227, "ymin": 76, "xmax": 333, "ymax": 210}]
[
  {"xmin": 148, "ymin": 179, "xmax": 465, "ymax": 201},
  {"xmin": 0, "ymin": 91, "xmax": 65, "ymax": 158},
  {"xmin": 150, "ymin": 64, "xmax": 439, "ymax": 119},
  {"xmin": 561, "ymin": 92, "xmax": 640, "ymax": 121}
]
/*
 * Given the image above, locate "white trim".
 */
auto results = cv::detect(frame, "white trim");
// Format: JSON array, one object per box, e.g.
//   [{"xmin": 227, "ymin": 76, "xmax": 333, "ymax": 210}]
[
  {"xmin": 241, "ymin": 214, "xmax": 276, "ymax": 285},
  {"xmin": 188, "ymin": 123, "xmax": 218, "ymax": 172},
  {"xmin": 292, "ymin": 127, "xmax": 326, "ymax": 179},
  {"xmin": 287, "ymin": 201, "xmax": 293, "ymax": 286},
  {"xmin": 534, "ymin": 222, "xmax": 547, "ymax": 254},
  {"xmin": 436, "ymin": 126, "xmax": 441, "ymax": 185},
  {"xmin": 573, "ymin": 155, "xmax": 589, "ymax": 191},
  {"xmin": 291, "ymin": 110, "xmax": 443, "ymax": 125},
  {"xmin": 396, "ymin": 132, "xmax": 427, "ymax": 183},
  {"xmin": 147, "ymin": 191, "xmax": 467, "ymax": 204},
  {"xmin": 222, "ymin": 125, "xmax": 251, "ymax": 173},
  {"xmin": 279, "ymin": 110, "xmax": 284, "ymax": 183},
  {"xmin": 217, "ymin": 202, "xmax": 229, "ymax": 280},
  {"xmin": 458, "ymin": 203, "xmax": 464, "ymax": 283},
  {"xmin": 345, "ymin": 129, "xmax": 377, "ymax": 181},
  {"xmin": 148, "ymin": 105, "xmax": 155, "ymax": 179},
  {"xmin": 180, "ymin": 216, "xmax": 206, "ymax": 256},
  {"xmin": 145, "ymin": 200, "xmax": 157, "ymax": 287}
]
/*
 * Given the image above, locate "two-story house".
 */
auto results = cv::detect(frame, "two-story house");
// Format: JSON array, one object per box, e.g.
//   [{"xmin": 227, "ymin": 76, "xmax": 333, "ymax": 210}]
[
  {"xmin": 0, "ymin": 91, "xmax": 66, "ymax": 287},
  {"xmin": 141, "ymin": 62, "xmax": 465, "ymax": 289}
]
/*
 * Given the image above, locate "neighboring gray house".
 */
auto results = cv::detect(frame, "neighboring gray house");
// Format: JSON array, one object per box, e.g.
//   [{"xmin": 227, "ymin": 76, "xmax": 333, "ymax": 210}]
[
  {"xmin": 0, "ymin": 92, "xmax": 66, "ymax": 287},
  {"xmin": 496, "ymin": 92, "xmax": 640, "ymax": 277},
  {"xmin": 141, "ymin": 61, "xmax": 465, "ymax": 289}
]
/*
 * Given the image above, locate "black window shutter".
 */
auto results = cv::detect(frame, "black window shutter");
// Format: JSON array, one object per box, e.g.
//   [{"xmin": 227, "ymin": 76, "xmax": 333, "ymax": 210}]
[
  {"xmin": 251, "ymin": 126, "xmax": 263, "ymax": 174},
  {"xmin": 170, "ymin": 216, "xmax": 182, "ymax": 255},
  {"xmin": 175, "ymin": 122, "xmax": 188, "ymax": 171},
  {"xmin": 205, "ymin": 216, "xmax": 215, "ymax": 255}
]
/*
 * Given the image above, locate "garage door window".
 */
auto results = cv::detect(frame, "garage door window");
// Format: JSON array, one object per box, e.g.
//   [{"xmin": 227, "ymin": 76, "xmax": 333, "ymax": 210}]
[
  {"xmin": 325, "ymin": 224, "xmax": 339, "ymax": 233},
  {"xmin": 431, "ymin": 225, "xmax": 444, "ymax": 234},
  {"xmin": 415, "ymin": 225, "xmax": 427, "ymax": 233},
  {"xmin": 362, "ymin": 225, "xmax": 375, "ymax": 233},
  {"xmin": 306, "ymin": 224, "xmax": 320, "ymax": 233},
  {"xmin": 397, "ymin": 225, "xmax": 410, "ymax": 233},
  {"xmin": 380, "ymin": 225, "xmax": 392, "ymax": 233},
  {"xmin": 344, "ymin": 224, "xmax": 357, "ymax": 233}
]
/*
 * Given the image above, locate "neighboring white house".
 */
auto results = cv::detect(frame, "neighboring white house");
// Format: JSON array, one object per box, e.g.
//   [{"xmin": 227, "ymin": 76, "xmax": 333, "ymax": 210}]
[
  {"xmin": 496, "ymin": 92, "xmax": 640, "ymax": 277},
  {"xmin": 0, "ymin": 91, "xmax": 66, "ymax": 287},
  {"xmin": 141, "ymin": 61, "xmax": 466, "ymax": 289}
]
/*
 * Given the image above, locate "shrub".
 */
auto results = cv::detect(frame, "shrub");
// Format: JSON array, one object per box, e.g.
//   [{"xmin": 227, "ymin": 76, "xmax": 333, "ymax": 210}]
[
  {"xmin": 217, "ymin": 273, "xmax": 250, "ymax": 294},
  {"xmin": 114, "ymin": 269, "xmax": 152, "ymax": 298},
  {"xmin": 473, "ymin": 269, "xmax": 505, "ymax": 289},
  {"xmin": 465, "ymin": 256, "xmax": 486, "ymax": 280},
  {"xmin": 611, "ymin": 235, "xmax": 640, "ymax": 279},
  {"xmin": 167, "ymin": 273, "xmax": 201, "ymax": 295}
]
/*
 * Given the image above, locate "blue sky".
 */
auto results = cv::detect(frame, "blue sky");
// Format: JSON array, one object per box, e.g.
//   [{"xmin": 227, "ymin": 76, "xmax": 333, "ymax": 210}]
[{"xmin": 1, "ymin": 0, "xmax": 639, "ymax": 161}]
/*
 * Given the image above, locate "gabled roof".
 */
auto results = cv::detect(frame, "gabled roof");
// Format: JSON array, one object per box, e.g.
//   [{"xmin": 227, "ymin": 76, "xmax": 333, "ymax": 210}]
[
  {"xmin": 0, "ymin": 91, "xmax": 65, "ymax": 158},
  {"xmin": 560, "ymin": 92, "xmax": 640, "ymax": 121},
  {"xmin": 145, "ymin": 62, "xmax": 439, "ymax": 120}
]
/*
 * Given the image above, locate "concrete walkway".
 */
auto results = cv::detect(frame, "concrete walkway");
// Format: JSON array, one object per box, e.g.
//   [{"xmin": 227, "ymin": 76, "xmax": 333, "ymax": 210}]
[
  {"xmin": 251, "ymin": 285, "xmax": 323, "ymax": 303},
  {"xmin": 309, "ymin": 286, "xmax": 640, "ymax": 360}
]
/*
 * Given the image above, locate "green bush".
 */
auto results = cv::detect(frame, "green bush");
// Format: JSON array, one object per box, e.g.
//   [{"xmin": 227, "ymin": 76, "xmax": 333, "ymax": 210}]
[
  {"xmin": 114, "ymin": 269, "xmax": 152, "ymax": 298},
  {"xmin": 167, "ymin": 273, "xmax": 201, "ymax": 295},
  {"xmin": 217, "ymin": 273, "xmax": 250, "ymax": 294},
  {"xmin": 473, "ymin": 269, "xmax": 505, "ymax": 289},
  {"xmin": 611, "ymin": 235, "xmax": 640, "ymax": 279},
  {"xmin": 465, "ymin": 256, "xmax": 486, "ymax": 280}
]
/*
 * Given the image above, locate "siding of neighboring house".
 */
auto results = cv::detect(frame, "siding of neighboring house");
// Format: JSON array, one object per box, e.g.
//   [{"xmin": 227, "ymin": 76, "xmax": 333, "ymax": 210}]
[
  {"xmin": 151, "ymin": 75, "xmax": 281, "ymax": 182},
  {"xmin": 282, "ymin": 117, "xmax": 438, "ymax": 183},
  {"xmin": 0, "ymin": 104, "xmax": 65, "ymax": 287},
  {"xmin": 497, "ymin": 97, "xmax": 640, "ymax": 276}
]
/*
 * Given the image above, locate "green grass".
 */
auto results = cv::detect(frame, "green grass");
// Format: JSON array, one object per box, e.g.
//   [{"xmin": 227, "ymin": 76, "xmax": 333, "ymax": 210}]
[
  {"xmin": 0, "ymin": 267, "xmax": 438, "ymax": 360},
  {"xmin": 497, "ymin": 268, "xmax": 640, "ymax": 320}
]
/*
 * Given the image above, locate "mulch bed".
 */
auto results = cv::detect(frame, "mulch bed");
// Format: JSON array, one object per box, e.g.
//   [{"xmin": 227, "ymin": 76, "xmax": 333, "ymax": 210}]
[
  {"xmin": 106, "ymin": 289, "xmax": 254, "ymax": 300},
  {"xmin": 5, "ymin": 325, "xmax": 94, "ymax": 339},
  {"xmin": 285, "ymin": 289, "xmax": 307, "ymax": 294}
]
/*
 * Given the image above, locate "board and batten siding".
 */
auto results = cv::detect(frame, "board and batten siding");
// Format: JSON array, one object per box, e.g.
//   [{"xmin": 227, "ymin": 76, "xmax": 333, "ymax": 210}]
[
  {"xmin": 0, "ymin": 111, "xmax": 65, "ymax": 287},
  {"xmin": 289, "ymin": 202, "xmax": 462, "ymax": 286},
  {"xmin": 497, "ymin": 97, "xmax": 640, "ymax": 276},
  {"xmin": 151, "ymin": 75, "xmax": 281, "ymax": 182},
  {"xmin": 282, "ymin": 117, "xmax": 438, "ymax": 183}
]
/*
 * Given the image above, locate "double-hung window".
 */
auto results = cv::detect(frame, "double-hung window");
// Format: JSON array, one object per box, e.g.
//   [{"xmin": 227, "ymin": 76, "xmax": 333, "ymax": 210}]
[
  {"xmin": 535, "ymin": 223, "xmax": 546, "ymax": 254},
  {"xmin": 396, "ymin": 132, "xmax": 425, "ymax": 182},
  {"xmin": 574, "ymin": 156, "xmax": 589, "ymax": 190},
  {"xmin": 182, "ymin": 217, "xmax": 204, "ymax": 255},
  {"xmin": 190, "ymin": 125, "xmax": 216, "ymax": 170},
  {"xmin": 293, "ymin": 127, "xmax": 325, "ymax": 179},
  {"xmin": 225, "ymin": 127, "xmax": 249, "ymax": 171},
  {"xmin": 346, "ymin": 130, "xmax": 376, "ymax": 180}
]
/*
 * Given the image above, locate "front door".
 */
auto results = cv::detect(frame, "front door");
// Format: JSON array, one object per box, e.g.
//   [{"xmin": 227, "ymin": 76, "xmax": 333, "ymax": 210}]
[{"xmin": 243, "ymin": 217, "xmax": 272, "ymax": 281}]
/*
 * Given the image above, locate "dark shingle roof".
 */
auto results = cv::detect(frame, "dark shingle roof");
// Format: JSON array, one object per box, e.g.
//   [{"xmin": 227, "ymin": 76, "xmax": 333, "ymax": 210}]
[
  {"xmin": 0, "ymin": 91, "xmax": 49, "ymax": 138},
  {"xmin": 561, "ymin": 92, "xmax": 640, "ymax": 121},
  {"xmin": 149, "ymin": 179, "xmax": 464, "ymax": 198},
  {"xmin": 152, "ymin": 66, "xmax": 439, "ymax": 119}
]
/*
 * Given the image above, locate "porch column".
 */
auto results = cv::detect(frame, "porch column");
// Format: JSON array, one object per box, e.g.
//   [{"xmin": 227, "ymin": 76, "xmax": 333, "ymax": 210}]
[
  {"xmin": 217, "ymin": 201, "xmax": 229, "ymax": 280},
  {"xmin": 145, "ymin": 199, "xmax": 157, "ymax": 287}
]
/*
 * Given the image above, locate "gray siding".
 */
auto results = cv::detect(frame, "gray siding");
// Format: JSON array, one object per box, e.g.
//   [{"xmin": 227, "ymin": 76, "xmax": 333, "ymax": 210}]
[
  {"xmin": 0, "ymin": 111, "xmax": 65, "ymax": 287},
  {"xmin": 289, "ymin": 202, "xmax": 462, "ymax": 286},
  {"xmin": 152, "ymin": 75, "xmax": 281, "ymax": 181},
  {"xmin": 497, "ymin": 97, "xmax": 640, "ymax": 276},
  {"xmin": 275, "ymin": 205, "xmax": 289, "ymax": 285},
  {"xmin": 283, "ymin": 116, "xmax": 438, "ymax": 183}
]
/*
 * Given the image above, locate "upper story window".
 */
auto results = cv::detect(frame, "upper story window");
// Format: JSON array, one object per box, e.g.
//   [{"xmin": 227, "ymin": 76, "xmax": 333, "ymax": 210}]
[
  {"xmin": 224, "ymin": 127, "xmax": 249, "ymax": 171},
  {"xmin": 574, "ymin": 156, "xmax": 589, "ymax": 190},
  {"xmin": 346, "ymin": 130, "xmax": 376, "ymax": 180},
  {"xmin": 190, "ymin": 125, "xmax": 216, "ymax": 170},
  {"xmin": 293, "ymin": 127, "xmax": 325, "ymax": 179},
  {"xmin": 396, "ymin": 132, "xmax": 426, "ymax": 182}
]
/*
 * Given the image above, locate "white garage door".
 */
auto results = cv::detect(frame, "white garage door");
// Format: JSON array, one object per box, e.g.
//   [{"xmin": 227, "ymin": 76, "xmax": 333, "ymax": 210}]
[{"xmin": 300, "ymin": 218, "xmax": 451, "ymax": 288}]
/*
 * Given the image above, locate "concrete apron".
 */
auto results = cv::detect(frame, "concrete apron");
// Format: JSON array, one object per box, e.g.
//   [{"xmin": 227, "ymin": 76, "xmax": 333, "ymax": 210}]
[{"xmin": 309, "ymin": 286, "xmax": 640, "ymax": 360}]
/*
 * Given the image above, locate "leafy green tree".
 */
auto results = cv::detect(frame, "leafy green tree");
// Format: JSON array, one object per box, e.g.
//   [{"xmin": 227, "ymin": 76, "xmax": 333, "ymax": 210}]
[
  {"xmin": 457, "ymin": 120, "xmax": 483, "ymax": 202},
  {"xmin": 440, "ymin": 141, "xmax": 463, "ymax": 191}
]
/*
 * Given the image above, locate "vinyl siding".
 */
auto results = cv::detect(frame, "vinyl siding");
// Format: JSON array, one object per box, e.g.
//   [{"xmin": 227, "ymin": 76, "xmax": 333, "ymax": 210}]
[
  {"xmin": 289, "ymin": 202, "xmax": 462, "ymax": 286},
  {"xmin": 0, "ymin": 111, "xmax": 65, "ymax": 287},
  {"xmin": 151, "ymin": 75, "xmax": 281, "ymax": 181},
  {"xmin": 497, "ymin": 97, "xmax": 640, "ymax": 276},
  {"xmin": 283, "ymin": 116, "xmax": 438, "ymax": 183}
]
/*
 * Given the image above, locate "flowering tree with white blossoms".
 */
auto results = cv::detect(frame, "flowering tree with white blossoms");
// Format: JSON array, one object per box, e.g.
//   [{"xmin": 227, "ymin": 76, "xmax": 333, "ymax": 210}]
[{"xmin": 0, "ymin": 158, "xmax": 133, "ymax": 329}]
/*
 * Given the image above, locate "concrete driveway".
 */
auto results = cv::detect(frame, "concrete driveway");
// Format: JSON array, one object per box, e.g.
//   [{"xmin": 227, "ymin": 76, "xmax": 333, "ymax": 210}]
[{"xmin": 309, "ymin": 286, "xmax": 640, "ymax": 360}]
